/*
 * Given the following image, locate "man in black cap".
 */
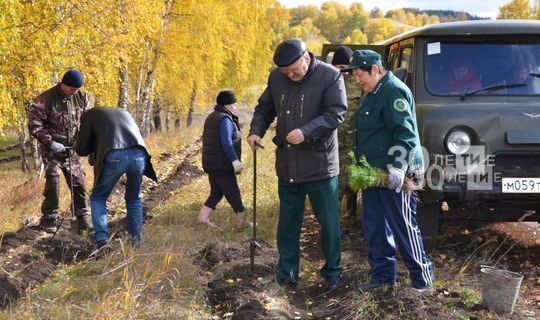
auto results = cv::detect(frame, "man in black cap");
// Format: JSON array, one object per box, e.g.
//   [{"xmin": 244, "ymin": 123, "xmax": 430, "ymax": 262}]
[
  {"xmin": 331, "ymin": 46, "xmax": 362, "ymax": 218},
  {"xmin": 29, "ymin": 69, "xmax": 92, "ymax": 234},
  {"xmin": 247, "ymin": 38, "xmax": 347, "ymax": 289}
]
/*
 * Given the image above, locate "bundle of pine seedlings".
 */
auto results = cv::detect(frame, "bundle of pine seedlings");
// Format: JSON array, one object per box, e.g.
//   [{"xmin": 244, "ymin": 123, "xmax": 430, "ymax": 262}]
[{"xmin": 347, "ymin": 153, "xmax": 413, "ymax": 195}]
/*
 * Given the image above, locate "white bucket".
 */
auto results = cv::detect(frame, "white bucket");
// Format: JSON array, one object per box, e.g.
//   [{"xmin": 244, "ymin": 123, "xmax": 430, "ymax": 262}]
[{"xmin": 480, "ymin": 265, "xmax": 523, "ymax": 314}]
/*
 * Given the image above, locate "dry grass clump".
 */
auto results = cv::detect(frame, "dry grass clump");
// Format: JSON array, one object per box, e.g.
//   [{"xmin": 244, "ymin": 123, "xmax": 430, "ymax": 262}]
[{"xmin": 0, "ymin": 161, "xmax": 45, "ymax": 233}]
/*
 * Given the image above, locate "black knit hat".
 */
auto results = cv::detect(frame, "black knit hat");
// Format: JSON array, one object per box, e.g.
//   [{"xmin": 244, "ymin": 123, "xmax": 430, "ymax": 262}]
[
  {"xmin": 273, "ymin": 38, "xmax": 307, "ymax": 67},
  {"xmin": 216, "ymin": 90, "xmax": 237, "ymax": 105},
  {"xmin": 332, "ymin": 46, "xmax": 353, "ymax": 66},
  {"xmin": 61, "ymin": 69, "xmax": 84, "ymax": 88}
]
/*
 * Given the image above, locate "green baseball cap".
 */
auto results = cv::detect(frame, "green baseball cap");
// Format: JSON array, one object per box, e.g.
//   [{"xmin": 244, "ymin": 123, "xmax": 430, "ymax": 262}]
[{"xmin": 340, "ymin": 50, "xmax": 382, "ymax": 72}]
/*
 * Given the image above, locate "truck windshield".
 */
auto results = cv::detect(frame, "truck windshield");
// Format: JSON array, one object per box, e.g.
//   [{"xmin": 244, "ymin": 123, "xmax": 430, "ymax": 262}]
[{"xmin": 425, "ymin": 42, "xmax": 540, "ymax": 96}]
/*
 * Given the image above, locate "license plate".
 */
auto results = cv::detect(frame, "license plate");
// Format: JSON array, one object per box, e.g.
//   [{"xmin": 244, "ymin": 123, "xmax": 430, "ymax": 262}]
[{"xmin": 502, "ymin": 178, "xmax": 540, "ymax": 193}]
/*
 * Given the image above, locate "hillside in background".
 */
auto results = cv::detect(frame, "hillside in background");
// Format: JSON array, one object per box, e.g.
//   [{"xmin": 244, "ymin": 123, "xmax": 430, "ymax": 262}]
[{"xmin": 387, "ymin": 7, "xmax": 488, "ymax": 22}]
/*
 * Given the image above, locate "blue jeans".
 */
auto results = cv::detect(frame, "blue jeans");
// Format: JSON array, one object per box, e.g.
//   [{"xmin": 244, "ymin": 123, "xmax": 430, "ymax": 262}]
[{"xmin": 90, "ymin": 147, "xmax": 147, "ymax": 244}]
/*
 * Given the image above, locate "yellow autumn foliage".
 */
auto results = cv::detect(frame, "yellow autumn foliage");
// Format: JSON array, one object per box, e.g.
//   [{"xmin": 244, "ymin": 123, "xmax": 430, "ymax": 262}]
[
  {"xmin": 0, "ymin": 0, "xmax": 501, "ymax": 138},
  {"xmin": 498, "ymin": 0, "xmax": 540, "ymax": 19},
  {"xmin": 0, "ymin": 0, "xmax": 280, "ymax": 134}
]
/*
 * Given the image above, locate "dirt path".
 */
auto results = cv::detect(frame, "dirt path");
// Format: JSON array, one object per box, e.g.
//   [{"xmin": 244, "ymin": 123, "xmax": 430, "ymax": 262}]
[{"xmin": 0, "ymin": 139, "xmax": 203, "ymax": 308}]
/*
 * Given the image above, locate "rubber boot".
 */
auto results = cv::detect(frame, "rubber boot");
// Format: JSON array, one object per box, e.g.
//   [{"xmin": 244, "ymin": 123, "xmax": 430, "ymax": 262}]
[
  {"xmin": 198, "ymin": 205, "xmax": 218, "ymax": 227},
  {"xmin": 235, "ymin": 211, "xmax": 247, "ymax": 229},
  {"xmin": 40, "ymin": 216, "xmax": 59, "ymax": 233}
]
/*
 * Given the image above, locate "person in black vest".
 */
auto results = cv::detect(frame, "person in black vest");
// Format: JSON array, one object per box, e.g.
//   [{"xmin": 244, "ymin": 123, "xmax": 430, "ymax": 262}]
[{"xmin": 199, "ymin": 90, "xmax": 247, "ymax": 228}]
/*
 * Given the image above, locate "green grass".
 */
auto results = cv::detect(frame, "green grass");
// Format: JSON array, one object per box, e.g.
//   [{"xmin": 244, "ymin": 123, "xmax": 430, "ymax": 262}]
[
  {"xmin": 0, "ymin": 132, "xmax": 22, "ymax": 161},
  {"xmin": 0, "ymin": 148, "xmax": 21, "ymax": 161},
  {"xmin": 459, "ymin": 288, "xmax": 482, "ymax": 308},
  {"xmin": 29, "ymin": 251, "xmax": 44, "ymax": 260},
  {"xmin": 0, "ymin": 132, "xmax": 18, "ymax": 149}
]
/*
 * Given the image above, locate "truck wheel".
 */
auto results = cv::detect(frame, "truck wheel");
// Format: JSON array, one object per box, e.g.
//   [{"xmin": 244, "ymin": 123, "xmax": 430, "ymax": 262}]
[{"xmin": 416, "ymin": 201, "xmax": 441, "ymax": 250}]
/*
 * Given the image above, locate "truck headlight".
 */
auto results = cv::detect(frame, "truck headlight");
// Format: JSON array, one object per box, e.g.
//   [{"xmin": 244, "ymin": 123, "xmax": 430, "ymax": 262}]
[{"xmin": 446, "ymin": 130, "xmax": 471, "ymax": 155}]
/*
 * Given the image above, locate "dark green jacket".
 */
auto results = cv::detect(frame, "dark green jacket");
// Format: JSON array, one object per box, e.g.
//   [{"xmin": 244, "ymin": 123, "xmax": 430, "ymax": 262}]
[{"xmin": 353, "ymin": 71, "xmax": 424, "ymax": 174}]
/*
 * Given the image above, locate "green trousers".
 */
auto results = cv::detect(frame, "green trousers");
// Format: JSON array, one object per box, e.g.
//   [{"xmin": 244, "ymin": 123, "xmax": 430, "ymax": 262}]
[{"xmin": 276, "ymin": 176, "xmax": 342, "ymax": 282}]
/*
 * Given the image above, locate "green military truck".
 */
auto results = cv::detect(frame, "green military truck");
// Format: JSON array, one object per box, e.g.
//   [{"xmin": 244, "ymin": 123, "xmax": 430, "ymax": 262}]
[{"xmin": 322, "ymin": 20, "xmax": 540, "ymax": 247}]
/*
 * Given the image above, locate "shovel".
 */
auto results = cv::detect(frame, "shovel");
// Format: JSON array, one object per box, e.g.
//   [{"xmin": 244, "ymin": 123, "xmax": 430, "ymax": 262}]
[{"xmin": 250, "ymin": 141, "xmax": 264, "ymax": 273}]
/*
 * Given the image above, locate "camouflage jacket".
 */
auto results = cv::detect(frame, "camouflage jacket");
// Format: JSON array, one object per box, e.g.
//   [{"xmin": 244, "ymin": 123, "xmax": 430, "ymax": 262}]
[
  {"xmin": 338, "ymin": 74, "xmax": 363, "ymax": 150},
  {"xmin": 28, "ymin": 84, "xmax": 89, "ymax": 158}
]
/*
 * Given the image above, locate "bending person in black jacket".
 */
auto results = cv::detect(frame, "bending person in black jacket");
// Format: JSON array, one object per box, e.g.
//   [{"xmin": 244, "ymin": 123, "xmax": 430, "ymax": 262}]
[
  {"xmin": 199, "ymin": 90, "xmax": 247, "ymax": 228},
  {"xmin": 76, "ymin": 107, "xmax": 157, "ymax": 252}
]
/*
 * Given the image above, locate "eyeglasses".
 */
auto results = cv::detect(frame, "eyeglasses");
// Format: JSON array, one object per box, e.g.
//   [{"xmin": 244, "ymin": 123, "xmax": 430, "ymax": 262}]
[{"xmin": 279, "ymin": 57, "xmax": 305, "ymax": 76}]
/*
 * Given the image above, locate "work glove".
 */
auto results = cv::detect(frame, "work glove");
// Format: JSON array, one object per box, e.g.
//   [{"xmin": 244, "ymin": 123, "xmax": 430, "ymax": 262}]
[
  {"xmin": 388, "ymin": 167, "xmax": 405, "ymax": 193},
  {"xmin": 50, "ymin": 141, "xmax": 66, "ymax": 155},
  {"xmin": 232, "ymin": 160, "xmax": 243, "ymax": 174}
]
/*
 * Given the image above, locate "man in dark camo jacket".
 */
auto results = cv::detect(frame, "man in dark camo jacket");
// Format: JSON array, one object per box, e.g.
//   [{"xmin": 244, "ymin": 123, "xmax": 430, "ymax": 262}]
[
  {"xmin": 332, "ymin": 46, "xmax": 363, "ymax": 218},
  {"xmin": 28, "ymin": 69, "xmax": 92, "ymax": 234}
]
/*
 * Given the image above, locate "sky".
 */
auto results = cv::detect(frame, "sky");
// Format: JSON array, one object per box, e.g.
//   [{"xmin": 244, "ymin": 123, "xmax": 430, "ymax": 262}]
[{"xmin": 278, "ymin": 0, "xmax": 512, "ymax": 19}]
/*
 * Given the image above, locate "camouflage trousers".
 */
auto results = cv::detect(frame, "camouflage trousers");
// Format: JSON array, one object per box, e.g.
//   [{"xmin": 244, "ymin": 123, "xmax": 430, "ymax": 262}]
[{"xmin": 41, "ymin": 153, "xmax": 88, "ymax": 221}]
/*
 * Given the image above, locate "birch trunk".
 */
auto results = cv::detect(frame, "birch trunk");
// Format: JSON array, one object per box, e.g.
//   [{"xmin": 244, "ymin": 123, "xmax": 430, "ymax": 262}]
[
  {"xmin": 24, "ymin": 101, "xmax": 41, "ymax": 171},
  {"xmin": 165, "ymin": 112, "xmax": 171, "ymax": 131},
  {"xmin": 118, "ymin": 62, "xmax": 129, "ymax": 109},
  {"xmin": 139, "ymin": 0, "xmax": 173, "ymax": 136},
  {"xmin": 186, "ymin": 84, "xmax": 197, "ymax": 127},
  {"xmin": 153, "ymin": 94, "xmax": 162, "ymax": 132},
  {"xmin": 135, "ymin": 62, "xmax": 144, "ymax": 123},
  {"xmin": 140, "ymin": 69, "xmax": 153, "ymax": 136},
  {"xmin": 17, "ymin": 103, "xmax": 30, "ymax": 172}
]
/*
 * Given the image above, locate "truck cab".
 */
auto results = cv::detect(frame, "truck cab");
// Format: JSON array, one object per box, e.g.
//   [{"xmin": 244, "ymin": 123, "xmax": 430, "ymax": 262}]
[{"xmin": 322, "ymin": 20, "xmax": 540, "ymax": 247}]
